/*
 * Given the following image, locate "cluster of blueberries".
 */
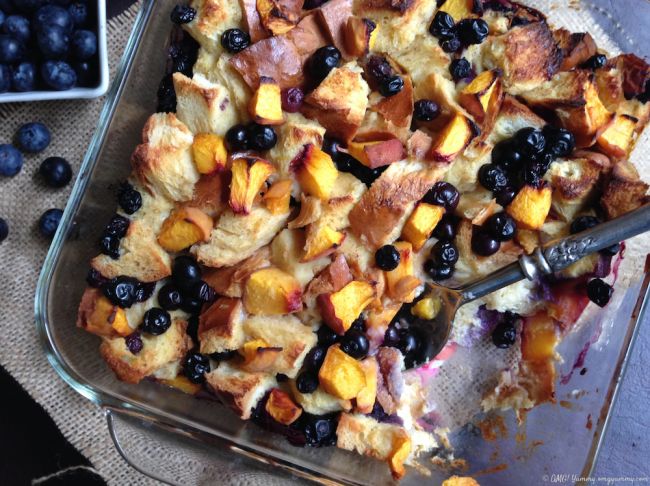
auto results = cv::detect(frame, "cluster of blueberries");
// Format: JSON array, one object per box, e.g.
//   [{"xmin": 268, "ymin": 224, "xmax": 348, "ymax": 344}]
[
  {"xmin": 0, "ymin": 0, "xmax": 98, "ymax": 93},
  {"xmin": 0, "ymin": 120, "xmax": 73, "ymax": 243}
]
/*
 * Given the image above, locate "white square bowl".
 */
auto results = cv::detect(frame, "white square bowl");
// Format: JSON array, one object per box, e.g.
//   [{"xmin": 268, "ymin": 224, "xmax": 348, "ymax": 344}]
[{"xmin": 0, "ymin": 0, "xmax": 109, "ymax": 102}]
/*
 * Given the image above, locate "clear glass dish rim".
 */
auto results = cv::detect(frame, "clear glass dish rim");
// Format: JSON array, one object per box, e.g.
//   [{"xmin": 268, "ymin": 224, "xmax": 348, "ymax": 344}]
[{"xmin": 32, "ymin": 1, "xmax": 650, "ymax": 482}]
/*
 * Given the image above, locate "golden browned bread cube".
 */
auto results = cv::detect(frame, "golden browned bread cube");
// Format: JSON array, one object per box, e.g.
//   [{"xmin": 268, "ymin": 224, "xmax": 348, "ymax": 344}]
[
  {"xmin": 198, "ymin": 297, "xmax": 246, "ymax": 354},
  {"xmin": 601, "ymin": 161, "xmax": 649, "ymax": 219},
  {"xmin": 184, "ymin": 0, "xmax": 243, "ymax": 54}
]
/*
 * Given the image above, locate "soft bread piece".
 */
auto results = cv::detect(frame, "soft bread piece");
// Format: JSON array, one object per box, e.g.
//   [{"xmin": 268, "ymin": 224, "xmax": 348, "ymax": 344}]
[
  {"xmin": 601, "ymin": 161, "xmax": 649, "ymax": 219},
  {"xmin": 131, "ymin": 113, "xmax": 199, "ymax": 202},
  {"xmin": 242, "ymin": 315, "xmax": 317, "ymax": 378},
  {"xmin": 205, "ymin": 362, "xmax": 277, "ymax": 419},
  {"xmin": 316, "ymin": 172, "xmax": 367, "ymax": 231},
  {"xmin": 270, "ymin": 229, "xmax": 330, "ymax": 288},
  {"xmin": 348, "ymin": 161, "xmax": 442, "ymax": 249},
  {"xmin": 546, "ymin": 157, "xmax": 601, "ymax": 222},
  {"xmin": 267, "ymin": 113, "xmax": 326, "ymax": 176},
  {"xmin": 303, "ymin": 63, "xmax": 370, "ymax": 142},
  {"xmin": 192, "ymin": 206, "xmax": 290, "ymax": 268},
  {"xmin": 198, "ymin": 298, "xmax": 246, "ymax": 354},
  {"xmin": 173, "ymin": 72, "xmax": 239, "ymax": 136},
  {"xmin": 184, "ymin": 0, "xmax": 243, "ymax": 54},
  {"xmin": 519, "ymin": 69, "xmax": 593, "ymax": 109},
  {"xmin": 479, "ymin": 22, "xmax": 562, "ymax": 95},
  {"xmin": 486, "ymin": 95, "xmax": 546, "ymax": 144},
  {"xmin": 100, "ymin": 319, "xmax": 192, "ymax": 384}
]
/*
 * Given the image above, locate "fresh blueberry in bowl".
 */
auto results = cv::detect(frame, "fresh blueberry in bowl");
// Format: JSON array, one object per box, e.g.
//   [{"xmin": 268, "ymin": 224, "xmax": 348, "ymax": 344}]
[
  {"xmin": 11, "ymin": 61, "xmax": 35, "ymax": 91},
  {"xmin": 37, "ymin": 24, "xmax": 70, "ymax": 59},
  {"xmin": 34, "ymin": 5, "xmax": 73, "ymax": 33},
  {"xmin": 0, "ymin": 34, "xmax": 24, "ymax": 63},
  {"xmin": 67, "ymin": 2, "xmax": 87, "ymax": 27},
  {"xmin": 2, "ymin": 15, "xmax": 30, "ymax": 42},
  {"xmin": 71, "ymin": 29, "xmax": 96, "ymax": 60},
  {"xmin": 0, "ymin": 10, "xmax": 5, "ymax": 29},
  {"xmin": 17, "ymin": 0, "xmax": 48, "ymax": 14},
  {"xmin": 41, "ymin": 60, "xmax": 77, "ymax": 90},
  {"xmin": 38, "ymin": 208, "xmax": 63, "ymax": 238},
  {"xmin": 0, "ymin": 217, "xmax": 8, "ymax": 243},
  {"xmin": 72, "ymin": 60, "xmax": 97, "ymax": 87},
  {"xmin": 0, "ymin": 144, "xmax": 23, "ymax": 177},
  {"xmin": 0, "ymin": 63, "xmax": 10, "ymax": 92},
  {"xmin": 39, "ymin": 156, "xmax": 72, "ymax": 187},
  {"xmin": 16, "ymin": 122, "xmax": 50, "ymax": 153}
]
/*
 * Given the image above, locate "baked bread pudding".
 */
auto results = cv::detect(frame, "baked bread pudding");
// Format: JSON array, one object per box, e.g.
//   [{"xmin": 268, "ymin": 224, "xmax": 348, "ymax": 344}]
[{"xmin": 77, "ymin": 0, "xmax": 650, "ymax": 480}]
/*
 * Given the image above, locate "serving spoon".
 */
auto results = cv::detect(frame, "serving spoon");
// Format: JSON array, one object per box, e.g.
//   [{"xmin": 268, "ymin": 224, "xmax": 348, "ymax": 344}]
[{"xmin": 422, "ymin": 203, "xmax": 650, "ymax": 360}]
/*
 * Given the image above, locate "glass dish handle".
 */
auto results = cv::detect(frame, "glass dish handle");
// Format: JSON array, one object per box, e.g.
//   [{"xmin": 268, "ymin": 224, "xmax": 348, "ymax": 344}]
[{"xmin": 105, "ymin": 408, "xmax": 312, "ymax": 485}]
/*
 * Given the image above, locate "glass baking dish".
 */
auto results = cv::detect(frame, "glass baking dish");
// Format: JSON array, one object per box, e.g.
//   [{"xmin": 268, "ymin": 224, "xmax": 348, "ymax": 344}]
[{"xmin": 34, "ymin": 0, "xmax": 650, "ymax": 484}]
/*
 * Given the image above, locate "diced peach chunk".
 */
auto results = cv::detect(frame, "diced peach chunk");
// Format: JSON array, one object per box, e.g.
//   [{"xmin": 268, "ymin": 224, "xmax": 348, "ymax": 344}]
[
  {"xmin": 521, "ymin": 313, "xmax": 559, "ymax": 362},
  {"xmin": 428, "ymin": 112, "xmax": 475, "ymax": 162},
  {"xmin": 265, "ymin": 388, "xmax": 303, "ymax": 425},
  {"xmin": 318, "ymin": 280, "xmax": 375, "ymax": 335},
  {"xmin": 303, "ymin": 225, "xmax": 346, "ymax": 262},
  {"xmin": 157, "ymin": 207, "xmax": 214, "ymax": 252},
  {"xmin": 318, "ymin": 345, "xmax": 367, "ymax": 400},
  {"xmin": 263, "ymin": 178, "xmax": 292, "ymax": 215},
  {"xmin": 291, "ymin": 144, "xmax": 338, "ymax": 200},
  {"xmin": 346, "ymin": 139, "xmax": 405, "ymax": 169},
  {"xmin": 239, "ymin": 338, "xmax": 283, "ymax": 372},
  {"xmin": 229, "ymin": 158, "xmax": 276, "ymax": 215},
  {"xmin": 256, "ymin": 0, "xmax": 299, "ymax": 35},
  {"xmin": 439, "ymin": 0, "xmax": 474, "ymax": 21},
  {"xmin": 384, "ymin": 241, "xmax": 420, "ymax": 303},
  {"xmin": 355, "ymin": 357, "xmax": 378, "ymax": 413},
  {"xmin": 344, "ymin": 16, "xmax": 377, "ymax": 57},
  {"xmin": 388, "ymin": 434, "xmax": 412, "ymax": 479},
  {"xmin": 411, "ymin": 295, "xmax": 441, "ymax": 320},
  {"xmin": 249, "ymin": 76, "xmax": 284, "ymax": 125},
  {"xmin": 192, "ymin": 133, "xmax": 227, "ymax": 175},
  {"xmin": 597, "ymin": 114, "xmax": 638, "ymax": 159},
  {"xmin": 160, "ymin": 376, "xmax": 202, "ymax": 395},
  {"xmin": 507, "ymin": 185, "xmax": 552, "ymax": 230},
  {"xmin": 458, "ymin": 70, "xmax": 502, "ymax": 123},
  {"xmin": 91, "ymin": 294, "xmax": 129, "ymax": 337},
  {"xmin": 243, "ymin": 267, "xmax": 302, "ymax": 315},
  {"xmin": 401, "ymin": 203, "xmax": 445, "ymax": 251}
]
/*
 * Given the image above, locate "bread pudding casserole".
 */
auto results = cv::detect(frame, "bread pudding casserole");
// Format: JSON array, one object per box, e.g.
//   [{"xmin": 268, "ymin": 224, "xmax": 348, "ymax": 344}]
[{"xmin": 77, "ymin": 0, "xmax": 650, "ymax": 479}]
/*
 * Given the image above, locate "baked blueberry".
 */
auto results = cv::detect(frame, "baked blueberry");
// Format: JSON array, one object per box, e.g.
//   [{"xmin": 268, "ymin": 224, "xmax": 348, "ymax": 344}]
[
  {"xmin": 478, "ymin": 164, "xmax": 509, "ymax": 192},
  {"xmin": 225, "ymin": 124, "xmax": 249, "ymax": 150},
  {"xmin": 37, "ymin": 24, "xmax": 70, "ymax": 59},
  {"xmin": 423, "ymin": 181, "xmax": 460, "ymax": 210},
  {"xmin": 2, "ymin": 15, "xmax": 30, "ymax": 43},
  {"xmin": 172, "ymin": 255, "xmax": 201, "ymax": 285},
  {"xmin": 158, "ymin": 283, "xmax": 183, "ymax": 311},
  {"xmin": 379, "ymin": 75, "xmax": 404, "ymax": 97},
  {"xmin": 429, "ymin": 11, "xmax": 455, "ymax": 40},
  {"xmin": 0, "ymin": 64, "xmax": 11, "ymax": 93},
  {"xmin": 491, "ymin": 140, "xmax": 522, "ymax": 172},
  {"xmin": 186, "ymin": 315, "xmax": 199, "ymax": 343},
  {"xmin": 519, "ymin": 162, "xmax": 542, "ymax": 188},
  {"xmin": 181, "ymin": 297, "xmax": 202, "ymax": 315},
  {"xmin": 298, "ymin": 413, "xmax": 338, "ymax": 447},
  {"xmin": 296, "ymin": 371, "xmax": 319, "ymax": 394},
  {"xmin": 34, "ymin": 5, "xmax": 73, "ymax": 32},
  {"xmin": 0, "ymin": 34, "xmax": 24, "ymax": 63},
  {"xmin": 71, "ymin": 29, "xmax": 96, "ymax": 59},
  {"xmin": 41, "ymin": 60, "xmax": 77, "ymax": 90},
  {"xmin": 125, "ymin": 332, "xmax": 143, "ymax": 355},
  {"xmin": 349, "ymin": 318, "xmax": 365, "ymax": 333},
  {"xmin": 99, "ymin": 235, "xmax": 120, "ymax": 259},
  {"xmin": 16, "ymin": 122, "xmax": 50, "ymax": 153},
  {"xmin": 135, "ymin": 281, "xmax": 157, "ymax": 303},
  {"xmin": 340, "ymin": 330, "xmax": 369, "ymax": 359},
  {"xmin": 210, "ymin": 350, "xmax": 237, "ymax": 361},
  {"xmin": 440, "ymin": 36, "xmax": 461, "ymax": 53},
  {"xmin": 309, "ymin": 45, "xmax": 341, "ymax": 82},
  {"xmin": 365, "ymin": 55, "xmax": 392, "ymax": 85},
  {"xmin": 183, "ymin": 351, "xmax": 210, "ymax": 383},
  {"xmin": 102, "ymin": 276, "xmax": 139, "ymax": 308},
  {"xmin": 432, "ymin": 214, "xmax": 457, "ymax": 241},
  {"xmin": 141, "ymin": 308, "xmax": 172, "ymax": 335},
  {"xmin": 86, "ymin": 268, "xmax": 108, "ymax": 288},
  {"xmin": 375, "ymin": 244, "xmax": 401, "ymax": 271},
  {"xmin": 383, "ymin": 325, "xmax": 401, "ymax": 347},
  {"xmin": 303, "ymin": 346, "xmax": 326, "ymax": 370},
  {"xmin": 449, "ymin": 58, "xmax": 471, "ymax": 81},
  {"xmin": 414, "ymin": 99, "xmax": 440, "ymax": 121},
  {"xmin": 457, "ymin": 18, "xmax": 489, "ymax": 45},
  {"xmin": 492, "ymin": 321, "xmax": 516, "ymax": 348},
  {"xmin": 281, "ymin": 87, "xmax": 304, "ymax": 113},
  {"xmin": 39, "ymin": 156, "xmax": 72, "ymax": 187},
  {"xmin": 68, "ymin": 3, "xmax": 88, "ymax": 26},
  {"xmin": 321, "ymin": 137, "xmax": 341, "ymax": 160},
  {"xmin": 494, "ymin": 186, "xmax": 517, "ymax": 207},
  {"xmin": 471, "ymin": 227, "xmax": 500, "ymax": 256},
  {"xmin": 117, "ymin": 182, "xmax": 142, "ymax": 215},
  {"xmin": 248, "ymin": 123, "xmax": 277, "ymax": 151},
  {"xmin": 582, "ymin": 54, "xmax": 606, "ymax": 70},
  {"xmin": 587, "ymin": 278, "xmax": 613, "ymax": 307},
  {"xmin": 317, "ymin": 325, "xmax": 339, "ymax": 347},
  {"xmin": 0, "ymin": 217, "xmax": 8, "ymax": 243},
  {"xmin": 397, "ymin": 329, "xmax": 418, "ymax": 356},
  {"xmin": 11, "ymin": 62, "xmax": 35, "ymax": 91},
  {"xmin": 431, "ymin": 241, "xmax": 459, "ymax": 266},
  {"xmin": 0, "ymin": 144, "xmax": 23, "ymax": 177},
  {"xmin": 170, "ymin": 5, "xmax": 197, "ymax": 24},
  {"xmin": 542, "ymin": 125, "xmax": 575, "ymax": 158},
  {"xmin": 187, "ymin": 279, "xmax": 216, "ymax": 303},
  {"xmin": 570, "ymin": 215, "xmax": 600, "ymax": 234},
  {"xmin": 104, "ymin": 214, "xmax": 130, "ymax": 238},
  {"xmin": 513, "ymin": 127, "xmax": 546, "ymax": 157},
  {"xmin": 220, "ymin": 28, "xmax": 250, "ymax": 53},
  {"xmin": 424, "ymin": 259, "xmax": 454, "ymax": 281},
  {"xmin": 484, "ymin": 212, "xmax": 516, "ymax": 242}
]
